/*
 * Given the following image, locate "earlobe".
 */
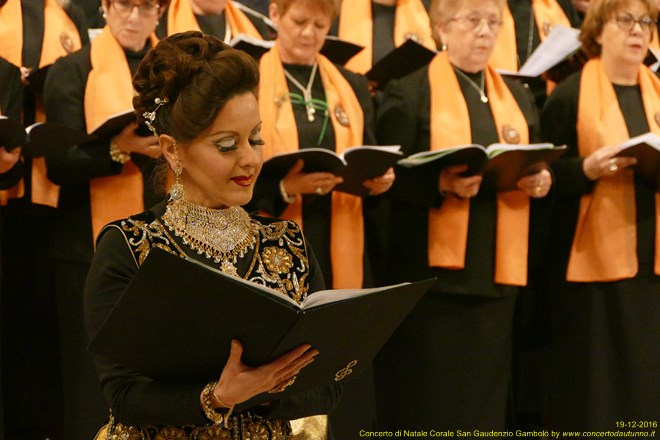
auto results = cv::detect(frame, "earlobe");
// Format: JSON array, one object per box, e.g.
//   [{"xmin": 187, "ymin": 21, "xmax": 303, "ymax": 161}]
[
  {"xmin": 269, "ymin": 2, "xmax": 279, "ymax": 24},
  {"xmin": 160, "ymin": 135, "xmax": 180, "ymax": 171}
]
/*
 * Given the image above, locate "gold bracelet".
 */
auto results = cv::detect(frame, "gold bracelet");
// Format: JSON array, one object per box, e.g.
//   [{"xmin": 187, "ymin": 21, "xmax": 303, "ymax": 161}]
[
  {"xmin": 201, "ymin": 381, "xmax": 235, "ymax": 428},
  {"xmin": 279, "ymin": 179, "xmax": 296, "ymax": 204},
  {"xmin": 109, "ymin": 141, "xmax": 131, "ymax": 164}
]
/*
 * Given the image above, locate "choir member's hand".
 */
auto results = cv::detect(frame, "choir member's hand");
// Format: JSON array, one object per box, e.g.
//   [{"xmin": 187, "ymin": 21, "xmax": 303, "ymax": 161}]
[
  {"xmin": 517, "ymin": 168, "xmax": 552, "ymax": 198},
  {"xmin": 0, "ymin": 146, "xmax": 21, "ymax": 174},
  {"xmin": 582, "ymin": 145, "xmax": 637, "ymax": 181},
  {"xmin": 19, "ymin": 67, "xmax": 31, "ymax": 85},
  {"xmin": 211, "ymin": 340, "xmax": 318, "ymax": 407},
  {"xmin": 438, "ymin": 164, "xmax": 483, "ymax": 199},
  {"xmin": 362, "ymin": 167, "xmax": 395, "ymax": 196},
  {"xmin": 111, "ymin": 122, "xmax": 161, "ymax": 159},
  {"xmin": 281, "ymin": 159, "xmax": 343, "ymax": 196}
]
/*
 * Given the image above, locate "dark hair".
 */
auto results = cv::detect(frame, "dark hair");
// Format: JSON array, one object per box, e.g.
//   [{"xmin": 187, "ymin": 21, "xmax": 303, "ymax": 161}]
[
  {"xmin": 580, "ymin": 0, "xmax": 658, "ymax": 58},
  {"xmin": 133, "ymin": 30, "xmax": 260, "ymax": 143}
]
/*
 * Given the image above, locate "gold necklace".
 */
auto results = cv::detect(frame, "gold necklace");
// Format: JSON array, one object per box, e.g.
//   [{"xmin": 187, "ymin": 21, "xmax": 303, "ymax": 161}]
[{"xmin": 162, "ymin": 198, "xmax": 257, "ymax": 273}]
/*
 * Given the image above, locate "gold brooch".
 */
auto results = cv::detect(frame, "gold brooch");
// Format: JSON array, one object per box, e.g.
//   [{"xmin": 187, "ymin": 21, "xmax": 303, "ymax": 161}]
[
  {"xmin": 501, "ymin": 124, "xmax": 521, "ymax": 144},
  {"xmin": 334, "ymin": 360, "xmax": 358, "ymax": 381},
  {"xmin": 542, "ymin": 22, "xmax": 552, "ymax": 38},
  {"xmin": 60, "ymin": 32, "xmax": 75, "ymax": 54},
  {"xmin": 334, "ymin": 105, "xmax": 350, "ymax": 127}
]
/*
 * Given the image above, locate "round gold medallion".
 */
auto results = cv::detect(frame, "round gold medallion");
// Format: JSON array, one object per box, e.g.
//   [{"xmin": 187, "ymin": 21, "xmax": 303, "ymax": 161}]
[
  {"xmin": 501, "ymin": 124, "xmax": 521, "ymax": 144},
  {"xmin": 60, "ymin": 32, "xmax": 75, "ymax": 54},
  {"xmin": 334, "ymin": 105, "xmax": 350, "ymax": 127}
]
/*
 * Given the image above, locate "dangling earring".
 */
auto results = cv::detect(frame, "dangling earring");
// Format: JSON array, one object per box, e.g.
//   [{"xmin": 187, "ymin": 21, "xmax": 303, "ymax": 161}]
[
  {"xmin": 441, "ymin": 43, "xmax": 447, "ymax": 51},
  {"xmin": 169, "ymin": 143, "xmax": 184, "ymax": 202},
  {"xmin": 170, "ymin": 164, "xmax": 184, "ymax": 202}
]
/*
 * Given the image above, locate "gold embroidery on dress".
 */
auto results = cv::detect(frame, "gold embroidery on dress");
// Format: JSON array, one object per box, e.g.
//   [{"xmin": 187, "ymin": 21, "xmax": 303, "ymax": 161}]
[{"xmin": 102, "ymin": 214, "xmax": 314, "ymax": 440}]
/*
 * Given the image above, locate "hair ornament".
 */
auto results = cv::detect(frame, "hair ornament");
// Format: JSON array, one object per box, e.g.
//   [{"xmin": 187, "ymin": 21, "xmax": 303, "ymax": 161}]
[{"xmin": 143, "ymin": 97, "xmax": 169, "ymax": 136}]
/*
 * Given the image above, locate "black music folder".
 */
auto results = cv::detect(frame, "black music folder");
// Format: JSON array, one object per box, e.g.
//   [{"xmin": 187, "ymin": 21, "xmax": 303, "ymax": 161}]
[
  {"xmin": 614, "ymin": 132, "xmax": 660, "ymax": 188},
  {"xmin": 260, "ymin": 145, "xmax": 402, "ymax": 197},
  {"xmin": 321, "ymin": 36, "xmax": 364, "ymax": 66},
  {"xmin": 88, "ymin": 248, "xmax": 435, "ymax": 406},
  {"xmin": 398, "ymin": 143, "xmax": 566, "ymax": 191},
  {"xmin": 366, "ymin": 39, "xmax": 438, "ymax": 90}
]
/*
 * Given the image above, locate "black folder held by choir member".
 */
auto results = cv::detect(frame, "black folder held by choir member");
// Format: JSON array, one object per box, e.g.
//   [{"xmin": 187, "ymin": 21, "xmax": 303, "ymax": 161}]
[
  {"xmin": 366, "ymin": 39, "xmax": 438, "ymax": 90},
  {"xmin": 229, "ymin": 34, "xmax": 274, "ymax": 60},
  {"xmin": 614, "ymin": 132, "xmax": 660, "ymax": 187},
  {"xmin": 397, "ymin": 143, "xmax": 566, "ymax": 191},
  {"xmin": 88, "ymin": 248, "xmax": 435, "ymax": 406},
  {"xmin": 261, "ymin": 145, "xmax": 403, "ymax": 197},
  {"xmin": 1, "ymin": 109, "xmax": 151, "ymax": 155},
  {"xmin": 0, "ymin": 116, "xmax": 92, "ymax": 157},
  {"xmin": 321, "ymin": 36, "xmax": 365, "ymax": 66}
]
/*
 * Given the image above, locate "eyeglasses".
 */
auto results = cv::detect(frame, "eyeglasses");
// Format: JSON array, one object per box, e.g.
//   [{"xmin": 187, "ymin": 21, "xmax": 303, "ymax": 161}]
[
  {"xmin": 110, "ymin": 0, "xmax": 160, "ymax": 16},
  {"xmin": 449, "ymin": 15, "xmax": 503, "ymax": 32},
  {"xmin": 613, "ymin": 13, "xmax": 656, "ymax": 33}
]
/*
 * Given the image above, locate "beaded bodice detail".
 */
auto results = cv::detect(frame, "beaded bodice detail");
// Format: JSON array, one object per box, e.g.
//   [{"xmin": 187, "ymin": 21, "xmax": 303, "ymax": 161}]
[{"xmin": 107, "ymin": 209, "xmax": 310, "ymax": 304}]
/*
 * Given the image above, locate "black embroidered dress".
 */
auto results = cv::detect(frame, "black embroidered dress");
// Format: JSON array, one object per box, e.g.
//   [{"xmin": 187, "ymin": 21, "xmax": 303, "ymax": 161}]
[{"xmin": 84, "ymin": 201, "xmax": 340, "ymax": 440}]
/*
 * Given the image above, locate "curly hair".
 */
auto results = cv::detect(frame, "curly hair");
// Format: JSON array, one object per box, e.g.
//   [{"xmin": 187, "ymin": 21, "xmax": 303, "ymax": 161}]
[{"xmin": 133, "ymin": 31, "xmax": 260, "ymax": 143}]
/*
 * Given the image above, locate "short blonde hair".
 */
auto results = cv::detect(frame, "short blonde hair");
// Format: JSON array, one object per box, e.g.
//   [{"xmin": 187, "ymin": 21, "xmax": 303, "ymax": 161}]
[{"xmin": 580, "ymin": 0, "xmax": 658, "ymax": 57}]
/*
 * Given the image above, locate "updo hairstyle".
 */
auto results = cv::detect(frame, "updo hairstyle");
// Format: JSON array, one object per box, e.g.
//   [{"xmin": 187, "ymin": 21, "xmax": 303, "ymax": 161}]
[{"xmin": 133, "ymin": 30, "xmax": 260, "ymax": 144}]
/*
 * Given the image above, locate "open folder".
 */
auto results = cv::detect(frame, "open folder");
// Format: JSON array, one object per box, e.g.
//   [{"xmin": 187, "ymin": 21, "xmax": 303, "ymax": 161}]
[{"xmin": 88, "ymin": 248, "xmax": 435, "ymax": 406}]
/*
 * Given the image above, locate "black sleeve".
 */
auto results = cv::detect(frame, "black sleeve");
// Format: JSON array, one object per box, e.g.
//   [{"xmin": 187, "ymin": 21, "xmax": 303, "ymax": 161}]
[
  {"xmin": 540, "ymin": 72, "xmax": 594, "ymax": 197},
  {"xmin": 505, "ymin": 77, "xmax": 542, "ymax": 143},
  {"xmin": 43, "ymin": 48, "xmax": 122, "ymax": 185},
  {"xmin": 0, "ymin": 57, "xmax": 25, "ymax": 187},
  {"xmin": 558, "ymin": 0, "xmax": 582, "ymax": 27},
  {"xmin": 65, "ymin": 1, "xmax": 91, "ymax": 46},
  {"xmin": 84, "ymin": 227, "xmax": 210, "ymax": 426},
  {"xmin": 376, "ymin": 70, "xmax": 442, "ymax": 209},
  {"xmin": 338, "ymin": 66, "xmax": 377, "ymax": 145},
  {"xmin": 0, "ymin": 57, "xmax": 23, "ymax": 120}
]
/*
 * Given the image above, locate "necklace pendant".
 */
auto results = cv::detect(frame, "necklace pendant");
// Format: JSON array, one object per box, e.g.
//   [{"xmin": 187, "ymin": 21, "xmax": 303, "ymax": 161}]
[
  {"xmin": 480, "ymin": 95, "xmax": 489, "ymax": 103},
  {"xmin": 306, "ymin": 105, "xmax": 316, "ymax": 122}
]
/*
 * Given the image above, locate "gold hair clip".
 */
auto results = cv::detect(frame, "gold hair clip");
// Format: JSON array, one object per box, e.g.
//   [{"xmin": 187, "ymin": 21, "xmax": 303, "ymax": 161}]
[{"xmin": 143, "ymin": 97, "xmax": 169, "ymax": 136}]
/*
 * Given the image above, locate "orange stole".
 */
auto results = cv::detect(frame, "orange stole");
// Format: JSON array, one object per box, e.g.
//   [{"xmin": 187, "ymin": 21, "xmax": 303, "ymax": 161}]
[
  {"xmin": 166, "ymin": 0, "xmax": 262, "ymax": 39},
  {"xmin": 338, "ymin": 0, "xmax": 434, "ymax": 74},
  {"xmin": 427, "ymin": 52, "xmax": 530, "ymax": 286},
  {"xmin": 259, "ymin": 46, "xmax": 365, "ymax": 288},
  {"xmin": 85, "ymin": 28, "xmax": 155, "ymax": 241},
  {"xmin": 568, "ymin": 59, "xmax": 660, "ymax": 281},
  {"xmin": 490, "ymin": 0, "xmax": 571, "ymax": 72},
  {"xmin": 0, "ymin": 0, "xmax": 82, "ymax": 208}
]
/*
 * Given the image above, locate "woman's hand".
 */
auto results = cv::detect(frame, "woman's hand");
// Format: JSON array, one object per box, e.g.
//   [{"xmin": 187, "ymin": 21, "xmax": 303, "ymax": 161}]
[
  {"xmin": 582, "ymin": 145, "xmax": 637, "ymax": 181},
  {"xmin": 0, "ymin": 146, "xmax": 21, "ymax": 174},
  {"xmin": 517, "ymin": 168, "xmax": 552, "ymax": 198},
  {"xmin": 211, "ymin": 340, "xmax": 319, "ymax": 407},
  {"xmin": 281, "ymin": 159, "xmax": 343, "ymax": 196},
  {"xmin": 438, "ymin": 164, "xmax": 483, "ymax": 199},
  {"xmin": 362, "ymin": 167, "xmax": 395, "ymax": 196},
  {"xmin": 111, "ymin": 122, "xmax": 161, "ymax": 159}
]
